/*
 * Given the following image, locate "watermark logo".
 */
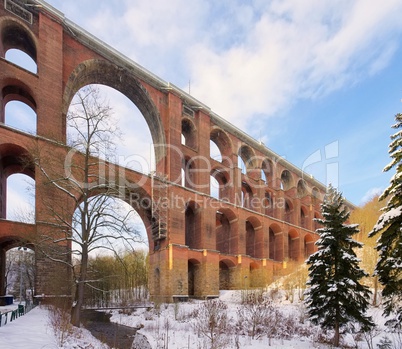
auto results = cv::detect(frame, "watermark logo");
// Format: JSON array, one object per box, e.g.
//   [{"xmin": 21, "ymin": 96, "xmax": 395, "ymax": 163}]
[{"xmin": 63, "ymin": 141, "xmax": 340, "ymax": 211}]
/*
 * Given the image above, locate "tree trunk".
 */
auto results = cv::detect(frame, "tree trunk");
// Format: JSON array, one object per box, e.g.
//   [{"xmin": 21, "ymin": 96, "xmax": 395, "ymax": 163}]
[
  {"xmin": 334, "ymin": 321, "xmax": 340, "ymax": 347},
  {"xmin": 372, "ymin": 276, "xmax": 378, "ymax": 306},
  {"xmin": 71, "ymin": 243, "xmax": 89, "ymax": 327}
]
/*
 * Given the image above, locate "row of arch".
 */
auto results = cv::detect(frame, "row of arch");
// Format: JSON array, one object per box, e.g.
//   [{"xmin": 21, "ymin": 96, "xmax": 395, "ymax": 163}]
[
  {"xmin": 185, "ymin": 203, "xmax": 316, "ymax": 262},
  {"xmin": 183, "ymin": 121, "xmax": 322, "ymax": 195}
]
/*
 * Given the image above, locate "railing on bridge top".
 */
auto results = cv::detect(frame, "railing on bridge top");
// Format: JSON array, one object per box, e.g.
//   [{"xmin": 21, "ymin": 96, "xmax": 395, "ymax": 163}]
[{"xmin": 0, "ymin": 303, "xmax": 35, "ymax": 327}]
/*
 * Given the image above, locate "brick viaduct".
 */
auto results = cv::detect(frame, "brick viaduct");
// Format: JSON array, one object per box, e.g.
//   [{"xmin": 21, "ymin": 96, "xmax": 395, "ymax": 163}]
[{"xmin": 0, "ymin": 1, "xmax": 348, "ymax": 302}]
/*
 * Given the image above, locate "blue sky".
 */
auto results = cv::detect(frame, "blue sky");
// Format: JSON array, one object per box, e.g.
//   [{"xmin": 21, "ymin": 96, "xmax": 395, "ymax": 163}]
[{"xmin": 32, "ymin": 1, "xmax": 402, "ymax": 205}]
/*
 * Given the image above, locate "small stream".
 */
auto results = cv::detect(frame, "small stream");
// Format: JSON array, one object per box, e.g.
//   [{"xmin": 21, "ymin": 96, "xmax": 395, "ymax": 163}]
[{"xmin": 82, "ymin": 309, "xmax": 139, "ymax": 348}]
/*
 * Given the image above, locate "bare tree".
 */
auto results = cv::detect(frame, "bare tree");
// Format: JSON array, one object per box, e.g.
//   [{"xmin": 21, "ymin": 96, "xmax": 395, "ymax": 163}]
[
  {"xmin": 193, "ymin": 299, "xmax": 231, "ymax": 349},
  {"xmin": 31, "ymin": 86, "xmax": 142, "ymax": 326}
]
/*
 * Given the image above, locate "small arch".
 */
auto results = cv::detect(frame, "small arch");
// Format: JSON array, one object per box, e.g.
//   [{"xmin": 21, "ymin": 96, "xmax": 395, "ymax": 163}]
[
  {"xmin": 210, "ymin": 168, "xmax": 229, "ymax": 200},
  {"xmin": 0, "ymin": 143, "xmax": 35, "ymax": 220},
  {"xmin": 219, "ymin": 259, "xmax": 236, "ymax": 290},
  {"xmin": 262, "ymin": 159, "xmax": 274, "ymax": 186},
  {"xmin": 297, "ymin": 179, "xmax": 307, "ymax": 198},
  {"xmin": 241, "ymin": 181, "xmax": 253, "ymax": 208},
  {"xmin": 4, "ymin": 100, "xmax": 37, "ymax": 134},
  {"xmin": 210, "ymin": 127, "xmax": 232, "ymax": 165},
  {"xmin": 264, "ymin": 191, "xmax": 274, "ymax": 217},
  {"xmin": 238, "ymin": 145, "xmax": 256, "ymax": 175},
  {"xmin": 300, "ymin": 206, "xmax": 308, "ymax": 229},
  {"xmin": 182, "ymin": 157, "xmax": 196, "ymax": 190},
  {"xmin": 284, "ymin": 199, "xmax": 294, "ymax": 224},
  {"xmin": 2, "ymin": 83, "xmax": 37, "ymax": 133},
  {"xmin": 188, "ymin": 259, "xmax": 201, "ymax": 297},
  {"xmin": 280, "ymin": 170, "xmax": 293, "ymax": 191},
  {"xmin": 5, "ymin": 48, "xmax": 37, "ymax": 74},
  {"xmin": 1, "ymin": 241, "xmax": 36, "ymax": 300},
  {"xmin": 314, "ymin": 212, "xmax": 321, "ymax": 231},
  {"xmin": 6, "ymin": 174, "xmax": 35, "ymax": 223},
  {"xmin": 312, "ymin": 187, "xmax": 320, "ymax": 203},
  {"xmin": 0, "ymin": 18, "xmax": 37, "ymax": 63},
  {"xmin": 181, "ymin": 117, "xmax": 197, "ymax": 149}
]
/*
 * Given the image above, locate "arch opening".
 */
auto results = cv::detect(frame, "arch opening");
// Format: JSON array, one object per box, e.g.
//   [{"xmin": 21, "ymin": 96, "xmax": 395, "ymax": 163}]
[
  {"xmin": 216, "ymin": 209, "xmax": 237, "ymax": 255},
  {"xmin": 6, "ymin": 174, "xmax": 35, "ymax": 223},
  {"xmin": 288, "ymin": 230, "xmax": 299, "ymax": 261},
  {"xmin": 269, "ymin": 224, "xmax": 283, "ymax": 261},
  {"xmin": 1, "ymin": 21, "xmax": 37, "ymax": 64},
  {"xmin": 4, "ymin": 100, "xmax": 37, "ymax": 134},
  {"xmin": 185, "ymin": 202, "xmax": 201, "ymax": 249},
  {"xmin": 3, "ymin": 244, "xmax": 35, "ymax": 301},
  {"xmin": 246, "ymin": 221, "xmax": 255, "ymax": 258},
  {"xmin": 188, "ymin": 259, "xmax": 201, "ymax": 297},
  {"xmin": 304, "ymin": 234, "xmax": 315, "ymax": 258},
  {"xmin": 63, "ymin": 59, "xmax": 166, "ymax": 168},
  {"xmin": 67, "ymin": 85, "xmax": 154, "ymax": 174},
  {"xmin": 219, "ymin": 260, "xmax": 235, "ymax": 290},
  {"xmin": 281, "ymin": 170, "xmax": 293, "ymax": 191},
  {"xmin": 262, "ymin": 159, "xmax": 274, "ymax": 186},
  {"xmin": 5, "ymin": 48, "xmax": 37, "ymax": 73},
  {"xmin": 238, "ymin": 145, "xmax": 255, "ymax": 175},
  {"xmin": 284, "ymin": 199, "xmax": 294, "ymax": 224},
  {"xmin": 181, "ymin": 118, "xmax": 197, "ymax": 149},
  {"xmin": 210, "ymin": 128, "xmax": 232, "ymax": 165}
]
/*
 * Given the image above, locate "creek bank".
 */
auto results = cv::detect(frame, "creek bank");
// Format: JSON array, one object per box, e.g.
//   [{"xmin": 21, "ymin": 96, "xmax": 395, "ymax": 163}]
[{"xmin": 82, "ymin": 309, "xmax": 150, "ymax": 349}]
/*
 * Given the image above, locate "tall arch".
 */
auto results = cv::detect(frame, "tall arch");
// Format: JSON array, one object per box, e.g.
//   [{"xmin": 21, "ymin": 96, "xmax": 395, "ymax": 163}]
[
  {"xmin": 288, "ymin": 229, "xmax": 300, "ymax": 261},
  {"xmin": 245, "ymin": 216, "xmax": 262, "ymax": 258},
  {"xmin": 185, "ymin": 201, "xmax": 200, "ymax": 249},
  {"xmin": 63, "ymin": 59, "xmax": 166, "ymax": 165},
  {"xmin": 216, "ymin": 208, "xmax": 237, "ymax": 254},
  {"xmin": 304, "ymin": 233, "xmax": 315, "ymax": 258},
  {"xmin": 269, "ymin": 223, "xmax": 283, "ymax": 261}
]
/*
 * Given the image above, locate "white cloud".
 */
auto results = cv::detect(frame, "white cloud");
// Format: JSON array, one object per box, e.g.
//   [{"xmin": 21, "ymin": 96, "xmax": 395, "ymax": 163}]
[
  {"xmin": 49, "ymin": 0, "xmax": 402, "ymax": 135},
  {"xmin": 188, "ymin": 0, "xmax": 402, "ymax": 131},
  {"xmin": 49, "ymin": 0, "xmax": 402, "ymax": 154}
]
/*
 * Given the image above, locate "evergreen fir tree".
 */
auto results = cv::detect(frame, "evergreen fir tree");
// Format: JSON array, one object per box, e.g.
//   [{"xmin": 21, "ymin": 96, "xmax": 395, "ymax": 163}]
[
  {"xmin": 369, "ymin": 113, "xmax": 402, "ymax": 329},
  {"xmin": 305, "ymin": 185, "xmax": 374, "ymax": 347}
]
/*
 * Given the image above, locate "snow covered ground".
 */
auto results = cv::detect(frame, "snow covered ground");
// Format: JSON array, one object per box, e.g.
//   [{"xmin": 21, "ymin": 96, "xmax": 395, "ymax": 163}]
[
  {"xmin": 0, "ymin": 304, "xmax": 108, "ymax": 349},
  {"xmin": 0, "ymin": 291, "xmax": 400, "ymax": 349}
]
